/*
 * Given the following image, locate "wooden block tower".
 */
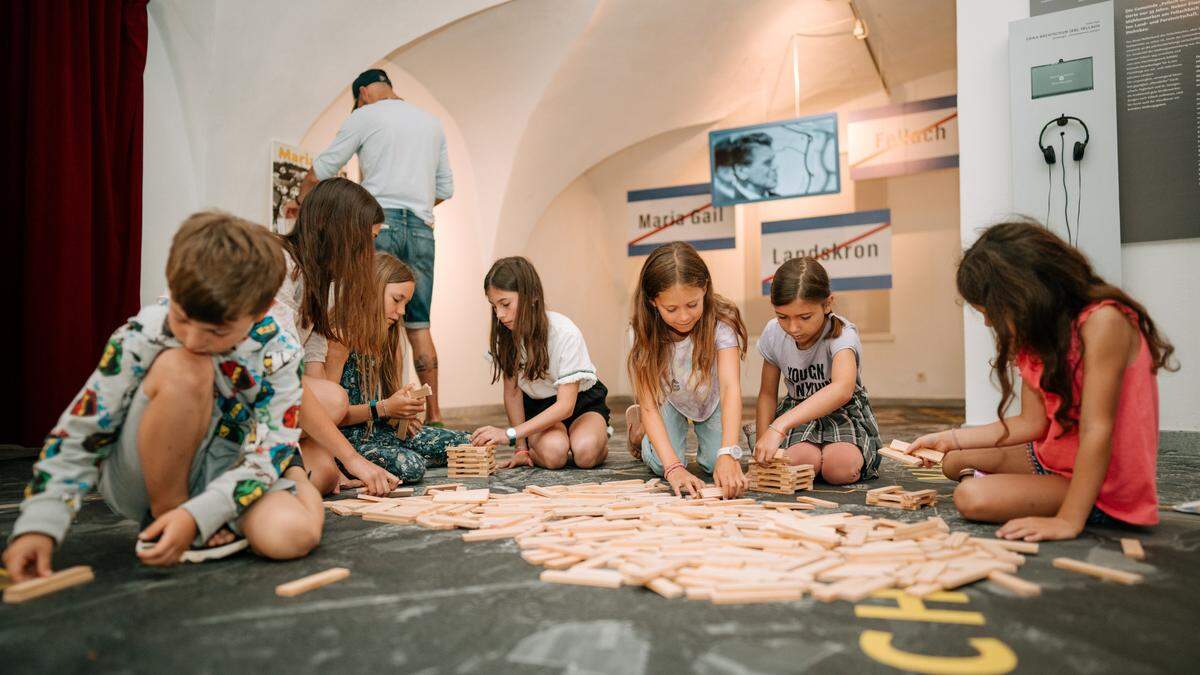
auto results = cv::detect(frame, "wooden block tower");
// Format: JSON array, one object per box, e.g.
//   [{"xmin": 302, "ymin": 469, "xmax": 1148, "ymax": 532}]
[{"xmin": 447, "ymin": 444, "xmax": 497, "ymax": 478}]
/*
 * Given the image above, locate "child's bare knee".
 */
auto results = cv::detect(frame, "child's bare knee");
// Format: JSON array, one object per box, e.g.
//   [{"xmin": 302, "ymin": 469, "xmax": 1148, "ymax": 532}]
[
  {"xmin": 304, "ymin": 379, "xmax": 349, "ymax": 424},
  {"xmin": 785, "ymin": 443, "xmax": 822, "ymax": 471},
  {"xmin": 149, "ymin": 348, "xmax": 213, "ymax": 393},
  {"xmin": 247, "ymin": 502, "xmax": 322, "ymax": 560},
  {"xmin": 953, "ymin": 480, "xmax": 992, "ymax": 521},
  {"xmin": 572, "ymin": 440, "xmax": 608, "ymax": 469},
  {"xmin": 820, "ymin": 459, "xmax": 861, "ymax": 485},
  {"xmin": 534, "ymin": 438, "xmax": 570, "ymax": 469}
]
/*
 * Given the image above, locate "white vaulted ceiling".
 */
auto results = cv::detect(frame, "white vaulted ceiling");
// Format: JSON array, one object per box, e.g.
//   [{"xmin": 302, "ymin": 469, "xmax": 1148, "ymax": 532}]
[{"xmin": 302, "ymin": 0, "xmax": 955, "ymax": 257}]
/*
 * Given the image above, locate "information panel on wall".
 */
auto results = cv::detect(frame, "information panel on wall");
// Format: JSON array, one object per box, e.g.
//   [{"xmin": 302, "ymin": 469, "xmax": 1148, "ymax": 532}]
[
  {"xmin": 1113, "ymin": 0, "xmax": 1200, "ymax": 242},
  {"xmin": 847, "ymin": 95, "xmax": 959, "ymax": 180},
  {"xmin": 626, "ymin": 183, "xmax": 733, "ymax": 256},
  {"xmin": 759, "ymin": 209, "xmax": 892, "ymax": 295},
  {"xmin": 270, "ymin": 141, "xmax": 312, "ymax": 234}
]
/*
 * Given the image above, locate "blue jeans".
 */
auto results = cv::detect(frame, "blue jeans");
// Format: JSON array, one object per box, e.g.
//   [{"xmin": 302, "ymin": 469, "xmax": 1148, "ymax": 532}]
[
  {"xmin": 376, "ymin": 208, "xmax": 434, "ymax": 329},
  {"xmin": 641, "ymin": 402, "xmax": 723, "ymax": 477}
]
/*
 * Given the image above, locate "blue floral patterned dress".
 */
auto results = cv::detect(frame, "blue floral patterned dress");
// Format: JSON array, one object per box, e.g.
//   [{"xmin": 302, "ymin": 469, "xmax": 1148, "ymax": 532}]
[{"xmin": 339, "ymin": 353, "xmax": 468, "ymax": 482}]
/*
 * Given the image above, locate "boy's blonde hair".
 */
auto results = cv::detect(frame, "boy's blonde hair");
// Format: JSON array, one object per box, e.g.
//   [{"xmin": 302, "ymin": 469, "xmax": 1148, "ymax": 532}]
[{"xmin": 166, "ymin": 211, "xmax": 286, "ymax": 323}]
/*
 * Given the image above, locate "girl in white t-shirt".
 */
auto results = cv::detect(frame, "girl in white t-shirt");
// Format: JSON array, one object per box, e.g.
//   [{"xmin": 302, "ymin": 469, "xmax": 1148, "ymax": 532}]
[
  {"xmin": 754, "ymin": 257, "xmax": 881, "ymax": 484},
  {"xmin": 470, "ymin": 257, "xmax": 610, "ymax": 469},
  {"xmin": 626, "ymin": 242, "xmax": 749, "ymax": 498}
]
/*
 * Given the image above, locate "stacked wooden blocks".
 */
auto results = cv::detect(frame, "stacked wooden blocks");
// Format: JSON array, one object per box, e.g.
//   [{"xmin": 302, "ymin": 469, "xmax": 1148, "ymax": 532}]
[
  {"xmin": 748, "ymin": 461, "xmax": 815, "ymax": 495},
  {"xmin": 448, "ymin": 444, "xmax": 496, "ymax": 478},
  {"xmin": 866, "ymin": 485, "xmax": 938, "ymax": 510}
]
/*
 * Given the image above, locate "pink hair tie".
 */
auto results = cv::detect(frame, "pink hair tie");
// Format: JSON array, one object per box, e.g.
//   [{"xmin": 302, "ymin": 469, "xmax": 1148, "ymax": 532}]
[{"xmin": 663, "ymin": 462, "xmax": 684, "ymax": 479}]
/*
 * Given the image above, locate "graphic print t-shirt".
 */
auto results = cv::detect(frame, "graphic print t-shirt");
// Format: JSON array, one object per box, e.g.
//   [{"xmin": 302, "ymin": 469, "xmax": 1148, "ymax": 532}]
[{"xmin": 756, "ymin": 314, "xmax": 862, "ymax": 401}]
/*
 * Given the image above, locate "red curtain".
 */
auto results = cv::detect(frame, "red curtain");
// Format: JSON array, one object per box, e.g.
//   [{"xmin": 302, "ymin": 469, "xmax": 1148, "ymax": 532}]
[{"xmin": 1, "ymin": 1, "xmax": 148, "ymax": 446}]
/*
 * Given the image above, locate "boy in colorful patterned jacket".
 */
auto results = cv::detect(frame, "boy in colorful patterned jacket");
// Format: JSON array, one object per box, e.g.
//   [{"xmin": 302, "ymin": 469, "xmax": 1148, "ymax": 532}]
[{"xmin": 3, "ymin": 212, "xmax": 324, "ymax": 581}]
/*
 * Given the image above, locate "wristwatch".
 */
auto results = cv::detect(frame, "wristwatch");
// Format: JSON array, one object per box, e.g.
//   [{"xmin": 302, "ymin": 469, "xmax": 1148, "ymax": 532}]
[
  {"xmin": 506, "ymin": 427, "xmax": 518, "ymax": 447},
  {"xmin": 716, "ymin": 445, "xmax": 744, "ymax": 461}
]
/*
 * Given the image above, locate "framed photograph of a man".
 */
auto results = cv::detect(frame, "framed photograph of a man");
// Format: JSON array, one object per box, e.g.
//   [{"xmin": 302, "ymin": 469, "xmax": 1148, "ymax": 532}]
[{"xmin": 709, "ymin": 113, "xmax": 840, "ymax": 207}]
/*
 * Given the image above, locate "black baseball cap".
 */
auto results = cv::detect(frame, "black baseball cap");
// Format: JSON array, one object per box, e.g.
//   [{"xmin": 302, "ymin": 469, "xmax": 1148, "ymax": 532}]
[{"xmin": 351, "ymin": 69, "xmax": 391, "ymax": 110}]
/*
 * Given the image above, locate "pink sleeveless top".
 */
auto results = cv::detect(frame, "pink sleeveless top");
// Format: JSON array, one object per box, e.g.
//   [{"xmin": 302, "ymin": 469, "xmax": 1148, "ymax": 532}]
[{"xmin": 1015, "ymin": 301, "xmax": 1159, "ymax": 525}]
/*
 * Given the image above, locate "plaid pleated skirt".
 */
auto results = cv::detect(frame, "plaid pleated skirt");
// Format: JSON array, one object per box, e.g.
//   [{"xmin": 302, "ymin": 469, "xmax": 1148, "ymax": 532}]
[{"xmin": 776, "ymin": 388, "xmax": 882, "ymax": 480}]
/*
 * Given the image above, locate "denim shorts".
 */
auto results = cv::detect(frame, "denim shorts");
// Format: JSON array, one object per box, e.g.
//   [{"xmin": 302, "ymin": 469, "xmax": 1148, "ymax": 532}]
[
  {"xmin": 377, "ymin": 208, "xmax": 435, "ymax": 329},
  {"xmin": 1026, "ymin": 443, "xmax": 1121, "ymax": 526}
]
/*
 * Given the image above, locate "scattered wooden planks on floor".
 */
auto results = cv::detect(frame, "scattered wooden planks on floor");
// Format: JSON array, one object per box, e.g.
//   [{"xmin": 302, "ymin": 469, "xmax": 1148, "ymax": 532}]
[
  {"xmin": 276, "ymin": 567, "xmax": 351, "ymax": 597},
  {"xmin": 321, "ymin": 478, "xmax": 1061, "ymax": 604},
  {"xmin": 3, "ymin": 566, "xmax": 94, "ymax": 604}
]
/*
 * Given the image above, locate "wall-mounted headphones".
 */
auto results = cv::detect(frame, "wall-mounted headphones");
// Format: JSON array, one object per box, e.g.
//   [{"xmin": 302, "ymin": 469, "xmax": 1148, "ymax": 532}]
[
  {"xmin": 1038, "ymin": 114, "xmax": 1090, "ymax": 246},
  {"xmin": 1038, "ymin": 114, "xmax": 1089, "ymax": 164}
]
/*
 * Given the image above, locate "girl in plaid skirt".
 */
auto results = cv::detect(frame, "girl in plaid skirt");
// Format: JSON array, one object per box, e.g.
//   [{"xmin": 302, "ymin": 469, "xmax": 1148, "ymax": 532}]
[{"xmin": 753, "ymin": 257, "xmax": 881, "ymax": 484}]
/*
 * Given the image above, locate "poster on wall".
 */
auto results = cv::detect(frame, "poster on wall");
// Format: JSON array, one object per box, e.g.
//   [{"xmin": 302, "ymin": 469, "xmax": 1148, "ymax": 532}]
[
  {"xmin": 1113, "ymin": 0, "xmax": 1200, "ymax": 242},
  {"xmin": 708, "ymin": 113, "xmax": 840, "ymax": 207},
  {"xmin": 626, "ymin": 183, "xmax": 733, "ymax": 256},
  {"xmin": 270, "ymin": 141, "xmax": 312, "ymax": 234},
  {"xmin": 847, "ymin": 95, "xmax": 958, "ymax": 180},
  {"xmin": 759, "ymin": 209, "xmax": 891, "ymax": 295}
]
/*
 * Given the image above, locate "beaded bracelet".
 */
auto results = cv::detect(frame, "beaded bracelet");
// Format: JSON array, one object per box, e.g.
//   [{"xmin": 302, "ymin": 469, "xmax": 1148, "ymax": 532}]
[{"xmin": 663, "ymin": 462, "xmax": 684, "ymax": 480}]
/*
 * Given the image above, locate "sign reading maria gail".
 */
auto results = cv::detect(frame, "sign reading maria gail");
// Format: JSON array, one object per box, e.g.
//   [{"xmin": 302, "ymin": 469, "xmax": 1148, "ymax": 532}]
[
  {"xmin": 847, "ymin": 95, "xmax": 958, "ymax": 181},
  {"xmin": 627, "ymin": 183, "xmax": 733, "ymax": 256},
  {"xmin": 760, "ymin": 209, "xmax": 892, "ymax": 295}
]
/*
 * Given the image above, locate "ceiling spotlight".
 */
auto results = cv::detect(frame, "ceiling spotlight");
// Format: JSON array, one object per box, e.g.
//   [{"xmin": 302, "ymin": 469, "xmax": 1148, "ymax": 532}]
[{"xmin": 853, "ymin": 18, "xmax": 868, "ymax": 40}]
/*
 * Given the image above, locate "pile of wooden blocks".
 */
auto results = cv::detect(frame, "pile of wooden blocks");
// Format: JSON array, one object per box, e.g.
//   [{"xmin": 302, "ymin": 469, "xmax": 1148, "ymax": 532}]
[
  {"xmin": 324, "ymin": 478, "xmax": 1062, "ymax": 604},
  {"xmin": 866, "ymin": 485, "xmax": 938, "ymax": 510},
  {"xmin": 747, "ymin": 460, "xmax": 815, "ymax": 495},
  {"xmin": 448, "ymin": 444, "xmax": 496, "ymax": 478}
]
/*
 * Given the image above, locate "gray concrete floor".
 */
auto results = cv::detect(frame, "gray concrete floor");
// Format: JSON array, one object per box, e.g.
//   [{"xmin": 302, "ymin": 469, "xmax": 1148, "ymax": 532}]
[{"xmin": 2, "ymin": 404, "xmax": 1198, "ymax": 674}]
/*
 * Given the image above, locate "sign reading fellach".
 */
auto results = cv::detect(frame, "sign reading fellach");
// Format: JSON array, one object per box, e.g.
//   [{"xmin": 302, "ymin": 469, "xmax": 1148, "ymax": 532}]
[{"xmin": 847, "ymin": 95, "xmax": 958, "ymax": 181}]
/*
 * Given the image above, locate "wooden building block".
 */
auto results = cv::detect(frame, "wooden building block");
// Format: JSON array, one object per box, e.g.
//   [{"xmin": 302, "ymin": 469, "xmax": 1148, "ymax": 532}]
[
  {"xmin": 647, "ymin": 577, "xmax": 684, "ymax": 599},
  {"xmin": 540, "ymin": 569, "xmax": 623, "ymax": 589},
  {"xmin": 413, "ymin": 383, "xmax": 433, "ymax": 398},
  {"xmin": 425, "ymin": 483, "xmax": 464, "ymax": 493},
  {"xmin": 3, "ymin": 566, "xmax": 93, "ymax": 604},
  {"xmin": 969, "ymin": 538, "xmax": 1038, "ymax": 554},
  {"xmin": 1052, "ymin": 557, "xmax": 1143, "ymax": 585},
  {"xmin": 879, "ymin": 447, "xmax": 923, "ymax": 466},
  {"xmin": 796, "ymin": 496, "xmax": 838, "ymax": 508},
  {"xmin": 988, "ymin": 571, "xmax": 1041, "ymax": 597},
  {"xmin": 432, "ymin": 488, "xmax": 491, "ymax": 504},
  {"xmin": 1120, "ymin": 538, "xmax": 1145, "ymax": 561},
  {"xmin": 889, "ymin": 439, "xmax": 912, "ymax": 452},
  {"xmin": 275, "ymin": 567, "xmax": 350, "ymax": 597}
]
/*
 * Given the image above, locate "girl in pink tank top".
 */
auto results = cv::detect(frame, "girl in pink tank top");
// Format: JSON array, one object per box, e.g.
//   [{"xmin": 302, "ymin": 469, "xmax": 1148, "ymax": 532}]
[{"xmin": 908, "ymin": 221, "xmax": 1177, "ymax": 541}]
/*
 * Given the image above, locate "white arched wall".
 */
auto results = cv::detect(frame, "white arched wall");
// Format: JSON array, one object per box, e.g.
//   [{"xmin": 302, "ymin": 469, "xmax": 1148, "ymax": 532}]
[{"xmin": 141, "ymin": 0, "xmax": 508, "ymax": 302}]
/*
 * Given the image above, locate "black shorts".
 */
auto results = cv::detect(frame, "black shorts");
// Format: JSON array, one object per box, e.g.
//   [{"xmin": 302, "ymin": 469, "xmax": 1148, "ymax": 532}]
[{"xmin": 522, "ymin": 380, "xmax": 611, "ymax": 429}]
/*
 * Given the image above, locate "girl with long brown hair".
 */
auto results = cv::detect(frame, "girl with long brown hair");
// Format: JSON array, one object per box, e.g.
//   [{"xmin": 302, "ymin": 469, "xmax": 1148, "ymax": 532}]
[
  {"xmin": 323, "ymin": 253, "xmax": 469, "ymax": 483},
  {"xmin": 277, "ymin": 177, "xmax": 401, "ymax": 496},
  {"xmin": 753, "ymin": 257, "xmax": 882, "ymax": 484},
  {"xmin": 626, "ymin": 242, "xmax": 749, "ymax": 498},
  {"xmin": 469, "ymin": 257, "xmax": 611, "ymax": 470},
  {"xmin": 908, "ymin": 220, "xmax": 1176, "ymax": 541}
]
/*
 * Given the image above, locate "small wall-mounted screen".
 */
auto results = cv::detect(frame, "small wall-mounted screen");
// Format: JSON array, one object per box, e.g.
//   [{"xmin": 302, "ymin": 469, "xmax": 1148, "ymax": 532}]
[{"xmin": 1031, "ymin": 57, "xmax": 1094, "ymax": 99}]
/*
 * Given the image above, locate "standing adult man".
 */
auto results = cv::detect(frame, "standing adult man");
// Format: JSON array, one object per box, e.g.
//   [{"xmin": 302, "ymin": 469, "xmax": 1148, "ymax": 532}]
[{"xmin": 295, "ymin": 69, "xmax": 452, "ymax": 425}]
